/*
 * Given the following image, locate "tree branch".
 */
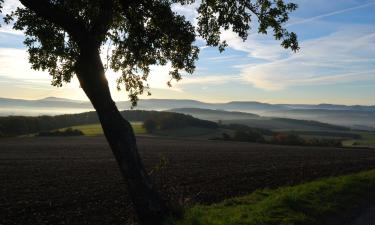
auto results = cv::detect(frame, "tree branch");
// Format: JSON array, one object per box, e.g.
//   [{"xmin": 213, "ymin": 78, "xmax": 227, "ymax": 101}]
[
  {"xmin": 19, "ymin": 0, "xmax": 88, "ymax": 44},
  {"xmin": 91, "ymin": 0, "xmax": 114, "ymax": 45}
]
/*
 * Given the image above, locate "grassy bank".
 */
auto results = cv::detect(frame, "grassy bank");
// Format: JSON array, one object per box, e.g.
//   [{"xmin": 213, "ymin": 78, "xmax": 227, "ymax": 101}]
[
  {"xmin": 169, "ymin": 169, "xmax": 375, "ymax": 225},
  {"xmin": 61, "ymin": 122, "xmax": 146, "ymax": 136}
]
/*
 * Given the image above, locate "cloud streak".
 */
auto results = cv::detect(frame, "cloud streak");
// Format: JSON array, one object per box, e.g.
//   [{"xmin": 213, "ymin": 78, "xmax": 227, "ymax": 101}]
[
  {"xmin": 287, "ymin": 1, "xmax": 375, "ymax": 27},
  {"xmin": 240, "ymin": 26, "xmax": 375, "ymax": 90}
]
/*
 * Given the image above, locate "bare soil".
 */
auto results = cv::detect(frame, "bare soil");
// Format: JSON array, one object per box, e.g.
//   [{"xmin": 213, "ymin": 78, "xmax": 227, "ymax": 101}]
[{"xmin": 1, "ymin": 136, "xmax": 375, "ymax": 225}]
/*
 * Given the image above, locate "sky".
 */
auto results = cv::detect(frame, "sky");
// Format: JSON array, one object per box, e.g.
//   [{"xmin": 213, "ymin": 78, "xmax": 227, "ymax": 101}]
[{"xmin": 0, "ymin": 0, "xmax": 375, "ymax": 105}]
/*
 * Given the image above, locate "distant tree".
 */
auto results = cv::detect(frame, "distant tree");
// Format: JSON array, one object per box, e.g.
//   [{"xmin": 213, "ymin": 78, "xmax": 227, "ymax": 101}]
[
  {"xmin": 272, "ymin": 133, "xmax": 303, "ymax": 145},
  {"xmin": 2, "ymin": 0, "xmax": 298, "ymax": 224},
  {"xmin": 143, "ymin": 119, "xmax": 158, "ymax": 133},
  {"xmin": 37, "ymin": 128, "xmax": 84, "ymax": 137},
  {"xmin": 234, "ymin": 129, "xmax": 265, "ymax": 142},
  {"xmin": 222, "ymin": 132, "xmax": 231, "ymax": 140}
]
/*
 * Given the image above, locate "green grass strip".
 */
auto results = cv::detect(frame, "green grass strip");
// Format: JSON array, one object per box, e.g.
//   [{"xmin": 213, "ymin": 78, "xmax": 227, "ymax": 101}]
[
  {"xmin": 63, "ymin": 122, "xmax": 145, "ymax": 136},
  {"xmin": 168, "ymin": 169, "xmax": 375, "ymax": 225}
]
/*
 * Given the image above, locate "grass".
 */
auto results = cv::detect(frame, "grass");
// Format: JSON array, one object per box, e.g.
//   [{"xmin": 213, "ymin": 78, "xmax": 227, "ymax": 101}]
[
  {"xmin": 155, "ymin": 127, "xmax": 219, "ymax": 138},
  {"xmin": 167, "ymin": 169, "xmax": 375, "ymax": 225},
  {"xmin": 342, "ymin": 131, "xmax": 375, "ymax": 148},
  {"xmin": 63, "ymin": 122, "xmax": 146, "ymax": 136}
]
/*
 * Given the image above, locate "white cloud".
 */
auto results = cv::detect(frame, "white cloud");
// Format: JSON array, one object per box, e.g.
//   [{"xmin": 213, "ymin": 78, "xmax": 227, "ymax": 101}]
[
  {"xmin": 240, "ymin": 26, "xmax": 375, "ymax": 90},
  {"xmin": 221, "ymin": 29, "xmax": 290, "ymax": 61},
  {"xmin": 0, "ymin": 48, "xmax": 49, "ymax": 80},
  {"xmin": 1, "ymin": 0, "xmax": 22, "ymax": 15},
  {"xmin": 171, "ymin": 1, "xmax": 200, "ymax": 25},
  {"xmin": 178, "ymin": 74, "xmax": 240, "ymax": 85},
  {"xmin": 0, "ymin": 0, "xmax": 24, "ymax": 35}
]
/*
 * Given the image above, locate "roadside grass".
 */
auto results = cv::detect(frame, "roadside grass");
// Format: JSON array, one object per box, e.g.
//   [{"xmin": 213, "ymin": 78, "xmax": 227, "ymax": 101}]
[
  {"xmin": 167, "ymin": 169, "xmax": 375, "ymax": 225},
  {"xmin": 61, "ymin": 122, "xmax": 145, "ymax": 136}
]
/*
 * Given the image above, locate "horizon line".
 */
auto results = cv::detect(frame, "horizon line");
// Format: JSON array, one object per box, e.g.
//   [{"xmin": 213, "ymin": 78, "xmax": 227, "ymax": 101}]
[{"xmin": 1, "ymin": 96, "xmax": 374, "ymax": 107}]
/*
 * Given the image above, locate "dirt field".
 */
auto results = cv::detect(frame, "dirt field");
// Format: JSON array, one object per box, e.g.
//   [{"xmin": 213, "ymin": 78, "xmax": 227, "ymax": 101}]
[{"xmin": 1, "ymin": 136, "xmax": 375, "ymax": 225}]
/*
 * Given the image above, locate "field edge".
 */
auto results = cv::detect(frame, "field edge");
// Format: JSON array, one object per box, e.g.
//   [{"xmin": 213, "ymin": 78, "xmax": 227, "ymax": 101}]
[{"xmin": 168, "ymin": 169, "xmax": 375, "ymax": 225}]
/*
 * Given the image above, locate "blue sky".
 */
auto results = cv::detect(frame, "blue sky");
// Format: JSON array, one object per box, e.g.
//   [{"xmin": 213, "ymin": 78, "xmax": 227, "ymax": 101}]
[{"xmin": 0, "ymin": 0, "xmax": 375, "ymax": 105}]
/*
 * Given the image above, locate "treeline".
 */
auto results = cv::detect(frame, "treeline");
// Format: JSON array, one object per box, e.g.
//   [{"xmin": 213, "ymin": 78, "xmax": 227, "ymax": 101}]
[
  {"xmin": 271, "ymin": 133, "xmax": 342, "ymax": 147},
  {"xmin": 271, "ymin": 118, "xmax": 350, "ymax": 131},
  {"xmin": 0, "ymin": 110, "xmax": 218, "ymax": 137},
  {"xmin": 0, "ymin": 112, "xmax": 98, "ymax": 137},
  {"xmin": 37, "ymin": 128, "xmax": 84, "ymax": 137},
  {"xmin": 142, "ymin": 113, "xmax": 218, "ymax": 133},
  {"xmin": 217, "ymin": 125, "xmax": 342, "ymax": 147}
]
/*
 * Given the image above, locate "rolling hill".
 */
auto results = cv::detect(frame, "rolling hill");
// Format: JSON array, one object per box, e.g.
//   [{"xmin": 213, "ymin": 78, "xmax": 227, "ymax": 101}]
[{"xmin": 1, "ymin": 97, "xmax": 374, "ymax": 130}]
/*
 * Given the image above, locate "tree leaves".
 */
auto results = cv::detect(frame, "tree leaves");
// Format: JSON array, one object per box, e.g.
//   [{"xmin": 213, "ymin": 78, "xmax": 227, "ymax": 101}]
[{"xmin": 3, "ymin": 0, "xmax": 299, "ymax": 106}]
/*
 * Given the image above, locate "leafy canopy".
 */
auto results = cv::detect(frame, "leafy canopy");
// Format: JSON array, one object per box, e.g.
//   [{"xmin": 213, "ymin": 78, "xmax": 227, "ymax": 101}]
[{"xmin": 3, "ymin": 0, "xmax": 299, "ymax": 105}]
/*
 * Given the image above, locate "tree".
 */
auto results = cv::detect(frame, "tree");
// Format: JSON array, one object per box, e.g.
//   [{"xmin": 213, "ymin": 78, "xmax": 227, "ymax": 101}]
[
  {"xmin": 1, "ymin": 0, "xmax": 299, "ymax": 224},
  {"xmin": 143, "ymin": 118, "xmax": 158, "ymax": 133}
]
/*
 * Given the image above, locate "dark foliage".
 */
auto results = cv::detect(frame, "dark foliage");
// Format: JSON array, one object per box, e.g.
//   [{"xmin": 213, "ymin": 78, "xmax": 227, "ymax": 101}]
[
  {"xmin": 271, "ymin": 133, "xmax": 342, "ymax": 147},
  {"xmin": 233, "ymin": 130, "xmax": 265, "ymax": 143},
  {"xmin": 271, "ymin": 118, "xmax": 350, "ymax": 131},
  {"xmin": 156, "ymin": 112, "xmax": 218, "ymax": 130},
  {"xmin": 0, "ymin": 110, "xmax": 218, "ymax": 136},
  {"xmin": 221, "ymin": 132, "xmax": 231, "ymax": 140},
  {"xmin": 143, "ymin": 119, "xmax": 158, "ymax": 133},
  {"xmin": 220, "ymin": 123, "xmax": 274, "ymax": 135},
  {"xmin": 285, "ymin": 130, "xmax": 361, "ymax": 139},
  {"xmin": 272, "ymin": 133, "xmax": 304, "ymax": 145},
  {"xmin": 37, "ymin": 128, "xmax": 84, "ymax": 137}
]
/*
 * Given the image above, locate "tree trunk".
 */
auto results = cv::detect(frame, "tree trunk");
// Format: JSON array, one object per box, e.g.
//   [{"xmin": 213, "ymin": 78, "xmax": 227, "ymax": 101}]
[{"xmin": 75, "ymin": 47, "xmax": 169, "ymax": 225}]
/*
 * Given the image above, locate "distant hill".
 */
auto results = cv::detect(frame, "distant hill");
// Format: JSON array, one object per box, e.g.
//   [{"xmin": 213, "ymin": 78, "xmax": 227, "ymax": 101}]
[
  {"xmin": 168, "ymin": 108, "xmax": 259, "ymax": 121},
  {"xmin": 2, "ymin": 97, "xmax": 375, "ymax": 112},
  {"xmin": 1, "ymin": 97, "xmax": 374, "ymax": 130},
  {"xmin": 169, "ymin": 108, "xmax": 350, "ymax": 132},
  {"xmin": 0, "ymin": 97, "xmax": 90, "ymax": 108}
]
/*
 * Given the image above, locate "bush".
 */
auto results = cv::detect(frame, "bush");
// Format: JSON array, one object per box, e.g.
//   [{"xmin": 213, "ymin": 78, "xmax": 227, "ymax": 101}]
[
  {"xmin": 37, "ymin": 128, "xmax": 84, "ymax": 137},
  {"xmin": 233, "ymin": 130, "xmax": 265, "ymax": 143},
  {"xmin": 304, "ymin": 138, "xmax": 342, "ymax": 147},
  {"xmin": 271, "ymin": 133, "xmax": 342, "ymax": 147},
  {"xmin": 220, "ymin": 123, "xmax": 274, "ymax": 135},
  {"xmin": 222, "ymin": 132, "xmax": 231, "ymax": 140},
  {"xmin": 272, "ymin": 133, "xmax": 304, "ymax": 145},
  {"xmin": 143, "ymin": 119, "xmax": 158, "ymax": 133}
]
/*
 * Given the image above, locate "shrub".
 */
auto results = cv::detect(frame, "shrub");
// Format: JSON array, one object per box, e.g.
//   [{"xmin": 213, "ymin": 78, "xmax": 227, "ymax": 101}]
[
  {"xmin": 271, "ymin": 133, "xmax": 342, "ymax": 147},
  {"xmin": 222, "ymin": 132, "xmax": 231, "ymax": 140},
  {"xmin": 272, "ymin": 133, "xmax": 304, "ymax": 145},
  {"xmin": 143, "ymin": 119, "xmax": 158, "ymax": 133},
  {"xmin": 233, "ymin": 130, "xmax": 265, "ymax": 143},
  {"xmin": 37, "ymin": 128, "xmax": 84, "ymax": 137}
]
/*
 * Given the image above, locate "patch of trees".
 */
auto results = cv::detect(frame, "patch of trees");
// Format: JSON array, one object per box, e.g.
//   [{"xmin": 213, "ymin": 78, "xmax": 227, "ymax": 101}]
[
  {"xmin": 271, "ymin": 133, "xmax": 342, "ymax": 147},
  {"xmin": 143, "ymin": 119, "xmax": 157, "ymax": 133},
  {"xmin": 142, "ymin": 112, "xmax": 218, "ymax": 133},
  {"xmin": 233, "ymin": 130, "xmax": 266, "ymax": 143},
  {"xmin": 271, "ymin": 118, "xmax": 350, "ymax": 131},
  {"xmin": 284, "ymin": 130, "xmax": 361, "ymax": 139},
  {"xmin": 216, "ymin": 123, "xmax": 270, "ymax": 143},
  {"xmin": 0, "ymin": 110, "xmax": 218, "ymax": 137},
  {"xmin": 0, "ymin": 113, "xmax": 98, "ymax": 137},
  {"xmin": 216, "ymin": 125, "xmax": 342, "ymax": 147},
  {"xmin": 220, "ymin": 123, "xmax": 274, "ymax": 135},
  {"xmin": 37, "ymin": 128, "xmax": 84, "ymax": 137}
]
